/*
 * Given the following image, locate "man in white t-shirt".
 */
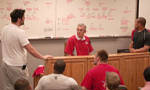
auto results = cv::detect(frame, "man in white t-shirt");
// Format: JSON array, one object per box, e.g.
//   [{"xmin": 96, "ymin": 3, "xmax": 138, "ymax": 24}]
[
  {"xmin": 0, "ymin": 9, "xmax": 52, "ymax": 90},
  {"xmin": 35, "ymin": 60, "xmax": 80, "ymax": 90}
]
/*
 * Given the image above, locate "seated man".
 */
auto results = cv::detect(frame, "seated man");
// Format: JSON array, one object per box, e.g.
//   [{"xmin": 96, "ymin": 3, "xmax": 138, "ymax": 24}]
[
  {"xmin": 65, "ymin": 24, "xmax": 93, "ymax": 56},
  {"xmin": 105, "ymin": 72, "xmax": 120, "ymax": 90},
  {"xmin": 81, "ymin": 50, "xmax": 124, "ymax": 90},
  {"xmin": 129, "ymin": 17, "xmax": 150, "ymax": 53},
  {"xmin": 35, "ymin": 60, "xmax": 80, "ymax": 90},
  {"xmin": 14, "ymin": 78, "xmax": 32, "ymax": 90},
  {"xmin": 140, "ymin": 66, "xmax": 150, "ymax": 90}
]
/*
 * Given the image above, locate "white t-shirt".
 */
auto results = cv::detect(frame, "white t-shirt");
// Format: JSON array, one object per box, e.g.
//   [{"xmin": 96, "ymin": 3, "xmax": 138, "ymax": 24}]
[
  {"xmin": 35, "ymin": 73, "xmax": 79, "ymax": 90},
  {"xmin": 1, "ymin": 24, "xmax": 30, "ymax": 66}
]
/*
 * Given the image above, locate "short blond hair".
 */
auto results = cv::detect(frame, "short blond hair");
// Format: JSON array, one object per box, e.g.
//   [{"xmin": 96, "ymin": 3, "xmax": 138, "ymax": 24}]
[
  {"xmin": 77, "ymin": 23, "xmax": 86, "ymax": 30},
  {"xmin": 106, "ymin": 72, "xmax": 120, "ymax": 90}
]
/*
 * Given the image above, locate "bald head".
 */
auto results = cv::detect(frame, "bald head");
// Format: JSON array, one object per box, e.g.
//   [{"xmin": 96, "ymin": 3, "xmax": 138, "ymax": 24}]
[
  {"xmin": 54, "ymin": 60, "xmax": 66, "ymax": 74},
  {"xmin": 137, "ymin": 17, "xmax": 146, "ymax": 27},
  {"xmin": 135, "ymin": 17, "xmax": 146, "ymax": 30}
]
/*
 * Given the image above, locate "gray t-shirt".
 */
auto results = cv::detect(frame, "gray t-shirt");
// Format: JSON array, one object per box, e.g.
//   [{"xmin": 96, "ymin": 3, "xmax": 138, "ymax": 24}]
[
  {"xmin": 133, "ymin": 29, "xmax": 150, "ymax": 51},
  {"xmin": 35, "ymin": 73, "xmax": 80, "ymax": 90}
]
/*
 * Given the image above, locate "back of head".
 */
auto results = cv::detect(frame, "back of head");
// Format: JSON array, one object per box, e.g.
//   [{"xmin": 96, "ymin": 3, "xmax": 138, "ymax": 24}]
[
  {"xmin": 96, "ymin": 50, "xmax": 108, "ymax": 62},
  {"xmin": 106, "ymin": 72, "xmax": 120, "ymax": 90},
  {"xmin": 137, "ymin": 17, "xmax": 146, "ymax": 27},
  {"xmin": 10, "ymin": 9, "xmax": 25, "ymax": 23},
  {"xmin": 144, "ymin": 66, "xmax": 150, "ymax": 81},
  {"xmin": 54, "ymin": 60, "xmax": 66, "ymax": 74},
  {"xmin": 14, "ymin": 78, "xmax": 31, "ymax": 90}
]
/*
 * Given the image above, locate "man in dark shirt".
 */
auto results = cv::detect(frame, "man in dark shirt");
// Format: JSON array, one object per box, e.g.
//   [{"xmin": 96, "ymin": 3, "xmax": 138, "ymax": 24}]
[{"xmin": 129, "ymin": 17, "xmax": 150, "ymax": 53}]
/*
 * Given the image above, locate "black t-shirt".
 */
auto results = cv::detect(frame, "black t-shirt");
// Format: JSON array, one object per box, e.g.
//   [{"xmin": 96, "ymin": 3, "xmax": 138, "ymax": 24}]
[{"xmin": 133, "ymin": 29, "xmax": 150, "ymax": 51}]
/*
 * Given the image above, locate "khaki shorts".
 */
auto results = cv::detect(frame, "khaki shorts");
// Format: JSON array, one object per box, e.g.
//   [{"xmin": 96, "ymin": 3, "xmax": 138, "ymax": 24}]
[{"xmin": 0, "ymin": 62, "xmax": 29, "ymax": 90}]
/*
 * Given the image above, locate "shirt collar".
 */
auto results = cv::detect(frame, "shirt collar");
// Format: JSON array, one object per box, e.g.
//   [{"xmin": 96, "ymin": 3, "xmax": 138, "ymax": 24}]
[
  {"xmin": 10, "ymin": 23, "xmax": 19, "ymax": 28},
  {"xmin": 75, "ymin": 34, "xmax": 86, "ymax": 41},
  {"xmin": 137, "ymin": 29, "xmax": 146, "ymax": 32}
]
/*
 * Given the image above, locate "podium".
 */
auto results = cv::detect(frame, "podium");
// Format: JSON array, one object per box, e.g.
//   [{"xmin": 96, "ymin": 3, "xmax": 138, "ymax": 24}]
[{"xmin": 34, "ymin": 52, "xmax": 150, "ymax": 90}]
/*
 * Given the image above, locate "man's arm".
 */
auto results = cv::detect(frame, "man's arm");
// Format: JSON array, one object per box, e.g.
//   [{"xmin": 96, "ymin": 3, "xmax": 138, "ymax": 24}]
[
  {"xmin": 133, "ymin": 45, "xmax": 149, "ymax": 53},
  {"xmin": 129, "ymin": 43, "xmax": 149, "ymax": 53},
  {"xmin": 129, "ymin": 36, "xmax": 150, "ymax": 53},
  {"xmin": 88, "ymin": 39, "xmax": 93, "ymax": 55},
  {"xmin": 24, "ymin": 44, "xmax": 52, "ymax": 60},
  {"xmin": 129, "ymin": 41, "xmax": 135, "ymax": 53},
  {"xmin": 65, "ymin": 53, "xmax": 72, "ymax": 56},
  {"xmin": 64, "ymin": 38, "xmax": 74, "ymax": 56}
]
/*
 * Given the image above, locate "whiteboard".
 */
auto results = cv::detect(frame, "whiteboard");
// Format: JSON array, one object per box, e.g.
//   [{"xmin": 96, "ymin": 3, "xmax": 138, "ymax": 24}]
[
  {"xmin": 0, "ymin": 0, "xmax": 55, "ymax": 39},
  {"xmin": 139, "ymin": 0, "xmax": 150, "ymax": 29},
  {"xmin": 56, "ymin": 0, "xmax": 137, "ymax": 37},
  {"xmin": 0, "ymin": 0, "xmax": 137, "ymax": 38}
]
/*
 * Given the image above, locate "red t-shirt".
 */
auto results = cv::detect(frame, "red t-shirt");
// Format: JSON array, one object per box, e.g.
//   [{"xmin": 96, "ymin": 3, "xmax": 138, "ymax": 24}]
[
  {"xmin": 65, "ymin": 35, "xmax": 93, "ymax": 56},
  {"xmin": 81, "ymin": 64, "xmax": 124, "ymax": 90},
  {"xmin": 131, "ymin": 29, "xmax": 136, "ymax": 40}
]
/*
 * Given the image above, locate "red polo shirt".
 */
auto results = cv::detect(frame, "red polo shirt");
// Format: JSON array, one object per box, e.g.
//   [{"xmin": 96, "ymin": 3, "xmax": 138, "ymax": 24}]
[
  {"xmin": 81, "ymin": 64, "xmax": 124, "ymax": 90},
  {"xmin": 65, "ymin": 35, "xmax": 93, "ymax": 56}
]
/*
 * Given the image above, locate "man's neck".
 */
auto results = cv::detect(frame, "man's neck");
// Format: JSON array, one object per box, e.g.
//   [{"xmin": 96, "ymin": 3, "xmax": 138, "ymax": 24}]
[
  {"xmin": 138, "ymin": 27, "xmax": 145, "ymax": 32},
  {"xmin": 76, "ymin": 35, "xmax": 85, "ymax": 40},
  {"xmin": 78, "ymin": 36, "xmax": 84, "ymax": 39},
  {"xmin": 12, "ymin": 22, "xmax": 20, "ymax": 27},
  {"xmin": 54, "ymin": 71, "xmax": 63, "ymax": 74},
  {"xmin": 96, "ymin": 61, "xmax": 107, "ymax": 65}
]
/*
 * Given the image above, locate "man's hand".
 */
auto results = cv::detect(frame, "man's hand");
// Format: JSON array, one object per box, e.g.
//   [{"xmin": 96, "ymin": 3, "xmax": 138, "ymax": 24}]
[
  {"xmin": 130, "ymin": 45, "xmax": 149, "ymax": 53},
  {"xmin": 129, "ymin": 48, "xmax": 136, "ymax": 53},
  {"xmin": 42, "ymin": 55, "xmax": 53, "ymax": 60},
  {"xmin": 82, "ymin": 87, "xmax": 87, "ymax": 90}
]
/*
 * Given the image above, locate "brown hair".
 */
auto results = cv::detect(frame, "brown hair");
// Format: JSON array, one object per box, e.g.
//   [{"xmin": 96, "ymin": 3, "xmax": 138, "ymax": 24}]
[
  {"xmin": 54, "ymin": 60, "xmax": 66, "ymax": 74},
  {"xmin": 14, "ymin": 78, "xmax": 31, "ymax": 90},
  {"xmin": 10, "ymin": 9, "xmax": 25, "ymax": 23},
  {"xmin": 96, "ymin": 50, "xmax": 108, "ymax": 62}
]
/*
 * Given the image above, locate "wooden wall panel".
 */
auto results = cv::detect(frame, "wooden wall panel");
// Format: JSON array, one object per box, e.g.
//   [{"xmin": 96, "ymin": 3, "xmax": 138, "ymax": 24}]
[
  {"xmin": 108, "ymin": 60, "xmax": 119, "ymax": 70},
  {"xmin": 31, "ymin": 53, "xmax": 150, "ymax": 90},
  {"xmin": 136, "ymin": 56, "xmax": 149, "ymax": 88},
  {"xmin": 120, "ymin": 59, "xmax": 137, "ymax": 90},
  {"xmin": 71, "ymin": 59, "xmax": 88, "ymax": 84},
  {"xmin": 44, "ymin": 57, "xmax": 88, "ymax": 84},
  {"xmin": 87, "ymin": 59, "xmax": 95, "ymax": 70}
]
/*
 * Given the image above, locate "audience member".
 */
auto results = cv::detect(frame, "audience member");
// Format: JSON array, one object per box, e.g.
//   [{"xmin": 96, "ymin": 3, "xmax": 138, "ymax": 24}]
[
  {"xmin": 81, "ymin": 50, "xmax": 124, "ymax": 90},
  {"xmin": 35, "ymin": 60, "xmax": 80, "ymax": 90}
]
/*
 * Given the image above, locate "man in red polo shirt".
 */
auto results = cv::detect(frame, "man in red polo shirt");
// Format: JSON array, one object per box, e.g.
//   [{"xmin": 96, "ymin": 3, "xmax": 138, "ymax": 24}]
[
  {"xmin": 81, "ymin": 50, "xmax": 124, "ymax": 90},
  {"xmin": 64, "ymin": 24, "xmax": 93, "ymax": 56}
]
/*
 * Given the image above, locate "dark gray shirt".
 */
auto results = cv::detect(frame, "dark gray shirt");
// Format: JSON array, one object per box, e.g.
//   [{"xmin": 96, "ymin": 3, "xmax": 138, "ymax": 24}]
[{"xmin": 133, "ymin": 29, "xmax": 150, "ymax": 51}]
